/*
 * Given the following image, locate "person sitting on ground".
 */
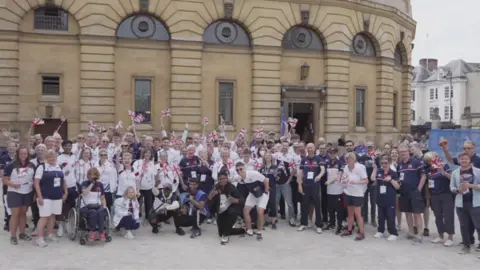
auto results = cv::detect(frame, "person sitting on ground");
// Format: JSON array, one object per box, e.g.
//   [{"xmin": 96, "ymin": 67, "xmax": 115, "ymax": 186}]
[
  {"xmin": 149, "ymin": 184, "xmax": 180, "ymax": 234},
  {"xmin": 174, "ymin": 178, "xmax": 208, "ymax": 238},
  {"xmin": 208, "ymin": 172, "xmax": 245, "ymax": 245},
  {"xmin": 80, "ymin": 168, "xmax": 107, "ymax": 242},
  {"xmin": 113, "ymin": 186, "xmax": 140, "ymax": 240}
]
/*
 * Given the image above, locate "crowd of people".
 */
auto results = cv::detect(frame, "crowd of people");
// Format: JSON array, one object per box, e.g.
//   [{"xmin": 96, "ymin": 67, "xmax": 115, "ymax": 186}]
[{"xmin": 0, "ymin": 125, "xmax": 479, "ymax": 256}]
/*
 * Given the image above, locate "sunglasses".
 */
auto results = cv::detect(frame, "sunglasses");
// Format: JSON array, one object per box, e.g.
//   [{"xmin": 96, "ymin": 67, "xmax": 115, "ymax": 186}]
[
  {"xmin": 100, "ymin": 154, "xmax": 107, "ymax": 157},
  {"xmin": 121, "ymin": 145, "xmax": 128, "ymax": 148},
  {"xmin": 346, "ymin": 145, "xmax": 353, "ymax": 147},
  {"xmin": 236, "ymin": 168, "xmax": 243, "ymax": 172},
  {"xmin": 78, "ymin": 137, "xmax": 85, "ymax": 140},
  {"xmin": 102, "ymin": 140, "xmax": 109, "ymax": 143}
]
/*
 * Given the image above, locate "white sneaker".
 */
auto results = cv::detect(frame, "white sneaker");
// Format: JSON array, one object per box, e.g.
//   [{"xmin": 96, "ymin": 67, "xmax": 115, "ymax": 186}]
[
  {"xmin": 316, "ymin": 227, "xmax": 323, "ymax": 234},
  {"xmin": 32, "ymin": 227, "xmax": 38, "ymax": 237},
  {"xmin": 297, "ymin": 225, "xmax": 306, "ymax": 231},
  {"xmin": 206, "ymin": 219, "xmax": 212, "ymax": 224},
  {"xmin": 56, "ymin": 222, "xmax": 64, "ymax": 237},
  {"xmin": 431, "ymin": 237, "xmax": 444, "ymax": 244},
  {"xmin": 46, "ymin": 234, "xmax": 59, "ymax": 243},
  {"xmin": 124, "ymin": 230, "xmax": 135, "ymax": 240},
  {"xmin": 36, "ymin": 237, "xmax": 48, "ymax": 247},
  {"xmin": 246, "ymin": 229, "xmax": 254, "ymax": 236},
  {"xmin": 374, "ymin": 232, "xmax": 384, "ymax": 238},
  {"xmin": 213, "ymin": 219, "xmax": 217, "ymax": 225},
  {"xmin": 444, "ymin": 239, "xmax": 454, "ymax": 247},
  {"xmin": 387, "ymin": 235, "xmax": 398, "ymax": 241}
]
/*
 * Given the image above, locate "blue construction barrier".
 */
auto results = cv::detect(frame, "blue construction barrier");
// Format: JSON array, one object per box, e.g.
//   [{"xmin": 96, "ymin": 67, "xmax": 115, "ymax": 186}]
[{"xmin": 428, "ymin": 129, "xmax": 480, "ymax": 167}]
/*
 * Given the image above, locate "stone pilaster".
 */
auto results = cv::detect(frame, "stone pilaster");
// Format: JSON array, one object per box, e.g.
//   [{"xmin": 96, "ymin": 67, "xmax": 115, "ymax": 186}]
[
  {"xmin": 170, "ymin": 41, "xmax": 203, "ymax": 132},
  {"xmin": 0, "ymin": 33, "xmax": 18, "ymax": 127},
  {"xmin": 401, "ymin": 65, "xmax": 413, "ymax": 133},
  {"xmin": 376, "ymin": 58, "xmax": 395, "ymax": 132},
  {"xmin": 79, "ymin": 36, "xmax": 116, "ymax": 132},
  {"xmin": 325, "ymin": 51, "xmax": 349, "ymax": 136},
  {"xmin": 251, "ymin": 46, "xmax": 281, "ymax": 136}
]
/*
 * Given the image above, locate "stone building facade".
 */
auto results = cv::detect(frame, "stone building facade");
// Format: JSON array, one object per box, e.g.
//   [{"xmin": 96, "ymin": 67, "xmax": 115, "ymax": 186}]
[{"xmin": 0, "ymin": 0, "xmax": 416, "ymax": 143}]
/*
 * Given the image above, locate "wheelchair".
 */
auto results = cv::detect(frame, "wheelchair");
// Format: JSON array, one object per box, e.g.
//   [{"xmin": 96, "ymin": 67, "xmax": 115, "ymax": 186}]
[{"xmin": 66, "ymin": 195, "xmax": 113, "ymax": 245}]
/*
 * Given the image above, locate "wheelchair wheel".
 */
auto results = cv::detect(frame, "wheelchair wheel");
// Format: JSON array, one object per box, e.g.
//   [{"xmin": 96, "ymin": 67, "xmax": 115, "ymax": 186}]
[
  {"xmin": 104, "ymin": 208, "xmax": 112, "ymax": 232},
  {"xmin": 79, "ymin": 238, "xmax": 86, "ymax": 245},
  {"xmin": 67, "ymin": 208, "xmax": 79, "ymax": 241},
  {"xmin": 106, "ymin": 235, "xmax": 112, "ymax": 242}
]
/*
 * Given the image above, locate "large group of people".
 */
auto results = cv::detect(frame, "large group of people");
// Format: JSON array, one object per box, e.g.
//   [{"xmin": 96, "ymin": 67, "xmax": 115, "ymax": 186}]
[{"xmin": 0, "ymin": 126, "xmax": 479, "ymax": 256}]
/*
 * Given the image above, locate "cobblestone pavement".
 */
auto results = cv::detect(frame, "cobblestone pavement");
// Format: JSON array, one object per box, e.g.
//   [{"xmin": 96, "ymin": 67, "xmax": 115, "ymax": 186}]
[{"xmin": 0, "ymin": 207, "xmax": 478, "ymax": 270}]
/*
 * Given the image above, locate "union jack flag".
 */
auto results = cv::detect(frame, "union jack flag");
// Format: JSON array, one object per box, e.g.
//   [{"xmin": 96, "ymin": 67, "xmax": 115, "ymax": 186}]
[
  {"xmin": 88, "ymin": 121, "xmax": 97, "ymax": 132},
  {"xmin": 134, "ymin": 114, "xmax": 145, "ymax": 124},
  {"xmin": 115, "ymin": 121, "xmax": 123, "ymax": 130},
  {"xmin": 203, "ymin": 117, "xmax": 209, "ymax": 126},
  {"xmin": 254, "ymin": 161, "xmax": 261, "ymax": 170},
  {"xmin": 289, "ymin": 161, "xmax": 296, "ymax": 169},
  {"xmin": 128, "ymin": 110, "xmax": 136, "ymax": 119},
  {"xmin": 209, "ymin": 130, "xmax": 217, "ymax": 141},
  {"xmin": 172, "ymin": 164, "xmax": 181, "ymax": 175},
  {"xmin": 239, "ymin": 128, "xmax": 247, "ymax": 138},
  {"xmin": 161, "ymin": 109, "xmax": 171, "ymax": 117},
  {"xmin": 32, "ymin": 118, "xmax": 44, "ymax": 126}
]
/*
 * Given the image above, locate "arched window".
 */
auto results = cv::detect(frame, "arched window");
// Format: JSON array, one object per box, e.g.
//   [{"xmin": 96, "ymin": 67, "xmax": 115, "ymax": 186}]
[
  {"xmin": 282, "ymin": 26, "xmax": 323, "ymax": 50},
  {"xmin": 351, "ymin": 33, "xmax": 376, "ymax": 57},
  {"xmin": 203, "ymin": 21, "xmax": 250, "ymax": 46},
  {"xmin": 34, "ymin": 7, "xmax": 69, "ymax": 31},
  {"xmin": 117, "ymin": 15, "xmax": 169, "ymax": 41},
  {"xmin": 394, "ymin": 45, "xmax": 403, "ymax": 66}
]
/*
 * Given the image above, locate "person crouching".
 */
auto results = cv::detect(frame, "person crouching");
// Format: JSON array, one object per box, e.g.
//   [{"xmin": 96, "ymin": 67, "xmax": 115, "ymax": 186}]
[
  {"xmin": 208, "ymin": 172, "xmax": 245, "ymax": 245},
  {"xmin": 113, "ymin": 186, "xmax": 140, "ymax": 239},
  {"xmin": 149, "ymin": 184, "xmax": 180, "ymax": 234},
  {"xmin": 174, "ymin": 178, "xmax": 208, "ymax": 238}
]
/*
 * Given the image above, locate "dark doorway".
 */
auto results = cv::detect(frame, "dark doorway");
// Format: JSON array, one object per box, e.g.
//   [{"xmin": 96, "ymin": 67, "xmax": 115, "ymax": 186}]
[
  {"xmin": 288, "ymin": 103, "xmax": 314, "ymax": 143},
  {"xmin": 34, "ymin": 119, "xmax": 68, "ymax": 139}
]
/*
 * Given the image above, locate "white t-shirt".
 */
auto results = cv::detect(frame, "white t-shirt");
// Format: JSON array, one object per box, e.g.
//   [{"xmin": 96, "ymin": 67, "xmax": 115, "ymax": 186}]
[
  {"xmin": 326, "ymin": 168, "xmax": 343, "ymax": 195},
  {"xmin": 133, "ymin": 159, "xmax": 157, "ymax": 190},
  {"xmin": 3, "ymin": 163, "xmax": 35, "ymax": 194},
  {"xmin": 117, "ymin": 169, "xmax": 139, "ymax": 196},
  {"xmin": 342, "ymin": 163, "xmax": 368, "ymax": 197},
  {"xmin": 235, "ymin": 170, "xmax": 266, "ymax": 185},
  {"xmin": 57, "ymin": 153, "xmax": 78, "ymax": 188}
]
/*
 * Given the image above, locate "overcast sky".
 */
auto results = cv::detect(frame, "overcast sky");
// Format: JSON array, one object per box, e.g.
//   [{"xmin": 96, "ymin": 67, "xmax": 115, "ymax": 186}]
[{"xmin": 411, "ymin": 0, "xmax": 480, "ymax": 66}]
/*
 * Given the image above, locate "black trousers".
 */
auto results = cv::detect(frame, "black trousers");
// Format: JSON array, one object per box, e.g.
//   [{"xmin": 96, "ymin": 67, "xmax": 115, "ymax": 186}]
[
  {"xmin": 327, "ymin": 194, "xmax": 344, "ymax": 228},
  {"xmin": 217, "ymin": 210, "xmax": 245, "ymax": 237},
  {"xmin": 31, "ymin": 201, "xmax": 39, "ymax": 227},
  {"xmin": 149, "ymin": 210, "xmax": 175, "ymax": 228},
  {"xmin": 457, "ymin": 202, "xmax": 480, "ymax": 247},
  {"xmin": 320, "ymin": 180, "xmax": 328, "ymax": 223},
  {"xmin": 362, "ymin": 184, "xmax": 377, "ymax": 223},
  {"xmin": 174, "ymin": 211, "xmax": 206, "ymax": 229},
  {"xmin": 279, "ymin": 195, "xmax": 286, "ymax": 217},
  {"xmin": 3, "ymin": 185, "xmax": 9, "ymax": 223},
  {"xmin": 267, "ymin": 184, "xmax": 277, "ymax": 218},
  {"xmin": 139, "ymin": 189, "xmax": 154, "ymax": 219},
  {"xmin": 301, "ymin": 184, "xmax": 322, "ymax": 227},
  {"xmin": 290, "ymin": 177, "xmax": 300, "ymax": 217}
]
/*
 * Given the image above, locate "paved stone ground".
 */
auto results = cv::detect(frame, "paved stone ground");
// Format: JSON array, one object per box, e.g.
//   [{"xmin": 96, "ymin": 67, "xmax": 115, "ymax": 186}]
[{"xmin": 0, "ymin": 206, "xmax": 478, "ymax": 270}]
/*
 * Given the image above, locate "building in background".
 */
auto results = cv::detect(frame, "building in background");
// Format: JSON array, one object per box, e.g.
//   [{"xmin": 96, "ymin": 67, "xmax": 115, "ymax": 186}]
[
  {"xmin": 0, "ymin": 0, "xmax": 415, "ymax": 144},
  {"xmin": 411, "ymin": 58, "xmax": 480, "ymax": 130}
]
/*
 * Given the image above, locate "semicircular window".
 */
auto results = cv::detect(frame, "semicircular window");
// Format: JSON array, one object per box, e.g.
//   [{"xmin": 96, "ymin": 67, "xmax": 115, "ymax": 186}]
[
  {"xmin": 203, "ymin": 21, "xmax": 250, "ymax": 46},
  {"xmin": 117, "ymin": 15, "xmax": 170, "ymax": 41},
  {"xmin": 351, "ymin": 33, "xmax": 376, "ymax": 57},
  {"xmin": 394, "ymin": 45, "xmax": 403, "ymax": 66},
  {"xmin": 282, "ymin": 26, "xmax": 323, "ymax": 50}
]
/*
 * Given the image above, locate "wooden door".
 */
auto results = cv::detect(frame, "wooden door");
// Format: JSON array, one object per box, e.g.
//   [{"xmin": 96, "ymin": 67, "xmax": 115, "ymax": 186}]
[{"xmin": 34, "ymin": 119, "xmax": 68, "ymax": 139}]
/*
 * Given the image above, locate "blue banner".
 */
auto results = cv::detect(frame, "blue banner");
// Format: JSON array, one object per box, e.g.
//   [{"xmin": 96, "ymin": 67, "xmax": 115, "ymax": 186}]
[{"xmin": 428, "ymin": 129, "xmax": 480, "ymax": 166}]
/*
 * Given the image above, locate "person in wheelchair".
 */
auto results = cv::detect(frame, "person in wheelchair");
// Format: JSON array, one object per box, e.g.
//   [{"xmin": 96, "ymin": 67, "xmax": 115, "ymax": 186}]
[
  {"xmin": 113, "ymin": 186, "xmax": 140, "ymax": 240},
  {"xmin": 174, "ymin": 178, "xmax": 208, "ymax": 238},
  {"xmin": 79, "ymin": 168, "xmax": 108, "ymax": 242},
  {"xmin": 148, "ymin": 183, "xmax": 180, "ymax": 234}
]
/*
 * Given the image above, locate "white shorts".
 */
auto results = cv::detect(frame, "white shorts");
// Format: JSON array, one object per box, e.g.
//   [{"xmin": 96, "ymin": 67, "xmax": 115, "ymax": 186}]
[
  {"xmin": 38, "ymin": 199, "xmax": 62, "ymax": 217},
  {"xmin": 245, "ymin": 193, "xmax": 269, "ymax": 209}
]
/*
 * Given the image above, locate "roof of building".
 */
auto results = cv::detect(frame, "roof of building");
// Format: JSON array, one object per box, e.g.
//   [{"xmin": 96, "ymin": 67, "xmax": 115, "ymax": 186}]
[
  {"xmin": 413, "ymin": 59, "xmax": 480, "ymax": 83},
  {"xmin": 369, "ymin": 0, "xmax": 412, "ymax": 17}
]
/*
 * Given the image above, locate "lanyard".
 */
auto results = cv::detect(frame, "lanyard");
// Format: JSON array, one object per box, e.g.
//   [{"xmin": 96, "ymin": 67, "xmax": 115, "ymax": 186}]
[{"xmin": 307, "ymin": 160, "xmax": 314, "ymax": 170}]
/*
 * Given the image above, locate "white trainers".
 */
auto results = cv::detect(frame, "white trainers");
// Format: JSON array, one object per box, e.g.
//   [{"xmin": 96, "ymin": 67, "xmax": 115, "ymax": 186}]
[
  {"xmin": 246, "ymin": 229, "xmax": 254, "ymax": 236},
  {"xmin": 316, "ymin": 227, "xmax": 323, "ymax": 234},
  {"xmin": 297, "ymin": 225, "xmax": 306, "ymax": 231},
  {"xmin": 124, "ymin": 230, "xmax": 135, "ymax": 240},
  {"xmin": 36, "ymin": 237, "xmax": 48, "ymax": 247},
  {"xmin": 56, "ymin": 222, "xmax": 64, "ymax": 237},
  {"xmin": 444, "ymin": 239, "xmax": 454, "ymax": 247},
  {"xmin": 387, "ymin": 235, "xmax": 398, "ymax": 241},
  {"xmin": 206, "ymin": 219, "xmax": 212, "ymax": 224},
  {"xmin": 374, "ymin": 232, "xmax": 384, "ymax": 238},
  {"xmin": 46, "ymin": 234, "xmax": 59, "ymax": 243},
  {"xmin": 431, "ymin": 237, "xmax": 444, "ymax": 244}
]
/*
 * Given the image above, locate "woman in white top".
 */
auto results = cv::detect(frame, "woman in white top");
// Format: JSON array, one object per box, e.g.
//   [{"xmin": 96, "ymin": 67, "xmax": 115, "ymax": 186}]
[
  {"xmin": 3, "ymin": 146, "xmax": 35, "ymax": 244},
  {"xmin": 157, "ymin": 151, "xmax": 180, "ymax": 193},
  {"xmin": 133, "ymin": 147, "xmax": 157, "ymax": 221},
  {"xmin": 96, "ymin": 148, "xmax": 117, "ymax": 212},
  {"xmin": 80, "ymin": 168, "xmax": 108, "ymax": 242},
  {"xmin": 117, "ymin": 152, "xmax": 140, "ymax": 198},
  {"xmin": 113, "ymin": 186, "xmax": 140, "ymax": 239},
  {"xmin": 73, "ymin": 148, "xmax": 94, "ymax": 185},
  {"xmin": 212, "ymin": 149, "xmax": 237, "ymax": 185},
  {"xmin": 390, "ymin": 148, "xmax": 403, "ymax": 230},
  {"xmin": 340, "ymin": 152, "xmax": 368, "ymax": 241}
]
